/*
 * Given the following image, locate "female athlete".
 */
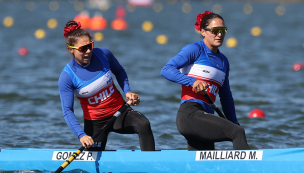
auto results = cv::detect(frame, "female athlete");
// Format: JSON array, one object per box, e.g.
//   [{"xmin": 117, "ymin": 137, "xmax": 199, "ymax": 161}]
[
  {"xmin": 161, "ymin": 11, "xmax": 250, "ymax": 150},
  {"xmin": 58, "ymin": 21, "xmax": 155, "ymax": 151}
]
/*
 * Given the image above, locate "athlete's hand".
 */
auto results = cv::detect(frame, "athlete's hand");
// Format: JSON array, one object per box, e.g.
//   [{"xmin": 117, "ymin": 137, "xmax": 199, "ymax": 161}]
[
  {"xmin": 192, "ymin": 80, "xmax": 209, "ymax": 93},
  {"xmin": 80, "ymin": 135, "xmax": 94, "ymax": 148},
  {"xmin": 126, "ymin": 92, "xmax": 140, "ymax": 106}
]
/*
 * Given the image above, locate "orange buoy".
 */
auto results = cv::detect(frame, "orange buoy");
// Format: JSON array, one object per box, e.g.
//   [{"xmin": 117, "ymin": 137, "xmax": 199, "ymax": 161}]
[
  {"xmin": 115, "ymin": 5, "xmax": 126, "ymax": 19},
  {"xmin": 111, "ymin": 18, "xmax": 128, "ymax": 30},
  {"xmin": 18, "ymin": 47, "xmax": 28, "ymax": 56},
  {"xmin": 90, "ymin": 15, "xmax": 107, "ymax": 30},
  {"xmin": 74, "ymin": 13, "xmax": 90, "ymax": 29},
  {"xmin": 292, "ymin": 62, "xmax": 303, "ymax": 71},
  {"xmin": 248, "ymin": 109, "xmax": 265, "ymax": 118}
]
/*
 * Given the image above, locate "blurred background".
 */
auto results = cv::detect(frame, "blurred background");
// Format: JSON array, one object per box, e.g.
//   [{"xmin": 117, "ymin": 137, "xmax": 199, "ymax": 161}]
[{"xmin": 0, "ymin": 0, "xmax": 304, "ymax": 153}]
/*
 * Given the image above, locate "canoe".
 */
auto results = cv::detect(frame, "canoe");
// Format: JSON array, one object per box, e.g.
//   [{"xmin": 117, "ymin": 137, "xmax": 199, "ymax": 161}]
[{"xmin": 0, "ymin": 148, "xmax": 304, "ymax": 172}]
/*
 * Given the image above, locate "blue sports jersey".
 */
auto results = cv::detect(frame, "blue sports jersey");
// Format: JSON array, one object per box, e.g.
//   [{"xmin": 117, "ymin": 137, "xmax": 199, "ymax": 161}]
[
  {"xmin": 58, "ymin": 48, "xmax": 131, "ymax": 139},
  {"xmin": 161, "ymin": 41, "xmax": 238, "ymax": 123}
]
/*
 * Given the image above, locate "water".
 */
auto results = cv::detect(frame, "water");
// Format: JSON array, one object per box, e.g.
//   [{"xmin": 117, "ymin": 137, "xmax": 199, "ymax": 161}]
[{"xmin": 1, "ymin": 0, "xmax": 304, "ymax": 165}]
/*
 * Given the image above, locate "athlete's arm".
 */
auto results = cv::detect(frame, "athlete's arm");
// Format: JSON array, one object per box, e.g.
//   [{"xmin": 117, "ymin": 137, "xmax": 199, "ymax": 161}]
[
  {"xmin": 218, "ymin": 69, "xmax": 238, "ymax": 124},
  {"xmin": 58, "ymin": 71, "xmax": 87, "ymax": 139},
  {"xmin": 160, "ymin": 43, "xmax": 201, "ymax": 87},
  {"xmin": 100, "ymin": 48, "xmax": 131, "ymax": 94}
]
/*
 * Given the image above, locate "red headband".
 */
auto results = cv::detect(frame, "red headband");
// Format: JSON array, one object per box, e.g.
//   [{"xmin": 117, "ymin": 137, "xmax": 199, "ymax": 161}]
[
  {"xmin": 195, "ymin": 11, "xmax": 213, "ymax": 31},
  {"xmin": 63, "ymin": 22, "xmax": 81, "ymax": 37}
]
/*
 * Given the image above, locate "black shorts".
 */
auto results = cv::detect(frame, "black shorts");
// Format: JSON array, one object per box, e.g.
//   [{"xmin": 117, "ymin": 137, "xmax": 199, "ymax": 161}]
[
  {"xmin": 84, "ymin": 106, "xmax": 155, "ymax": 151},
  {"xmin": 177, "ymin": 102, "xmax": 250, "ymax": 150}
]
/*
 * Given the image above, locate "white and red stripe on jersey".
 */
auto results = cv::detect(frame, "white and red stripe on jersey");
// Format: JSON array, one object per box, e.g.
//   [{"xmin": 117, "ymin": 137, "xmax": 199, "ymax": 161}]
[
  {"xmin": 73, "ymin": 70, "xmax": 125, "ymax": 120},
  {"xmin": 63, "ymin": 53, "xmax": 125, "ymax": 120},
  {"xmin": 180, "ymin": 64, "xmax": 226, "ymax": 106}
]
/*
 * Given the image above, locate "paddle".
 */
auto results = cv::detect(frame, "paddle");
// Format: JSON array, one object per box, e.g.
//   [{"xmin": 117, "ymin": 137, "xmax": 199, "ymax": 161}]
[
  {"xmin": 54, "ymin": 100, "xmax": 132, "ymax": 173},
  {"xmin": 201, "ymin": 90, "xmax": 227, "ymax": 119}
]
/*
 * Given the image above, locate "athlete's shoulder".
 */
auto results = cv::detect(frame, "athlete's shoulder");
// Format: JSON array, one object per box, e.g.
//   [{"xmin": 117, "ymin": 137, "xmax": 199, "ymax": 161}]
[
  {"xmin": 93, "ymin": 48, "xmax": 111, "ymax": 54},
  {"xmin": 99, "ymin": 48, "xmax": 111, "ymax": 53},
  {"xmin": 94, "ymin": 48, "xmax": 114, "ymax": 58},
  {"xmin": 60, "ymin": 57, "xmax": 81, "ymax": 80},
  {"xmin": 181, "ymin": 41, "xmax": 203, "ymax": 51},
  {"xmin": 59, "ymin": 63, "xmax": 75, "ymax": 84},
  {"xmin": 58, "ymin": 67, "xmax": 73, "ymax": 87},
  {"xmin": 62, "ymin": 58, "xmax": 75, "ymax": 71},
  {"xmin": 61, "ymin": 57, "xmax": 81, "ymax": 72},
  {"xmin": 92, "ymin": 47, "xmax": 102, "ymax": 55}
]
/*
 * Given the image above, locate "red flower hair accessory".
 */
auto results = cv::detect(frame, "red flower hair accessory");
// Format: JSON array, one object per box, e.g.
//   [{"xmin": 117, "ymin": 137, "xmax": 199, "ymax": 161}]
[
  {"xmin": 194, "ymin": 11, "xmax": 213, "ymax": 31},
  {"xmin": 63, "ymin": 22, "xmax": 81, "ymax": 37}
]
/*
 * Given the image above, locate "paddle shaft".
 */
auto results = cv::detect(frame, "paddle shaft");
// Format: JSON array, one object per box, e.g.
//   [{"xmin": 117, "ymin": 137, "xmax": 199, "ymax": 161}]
[
  {"xmin": 55, "ymin": 101, "xmax": 131, "ymax": 173},
  {"xmin": 201, "ymin": 91, "xmax": 227, "ymax": 119}
]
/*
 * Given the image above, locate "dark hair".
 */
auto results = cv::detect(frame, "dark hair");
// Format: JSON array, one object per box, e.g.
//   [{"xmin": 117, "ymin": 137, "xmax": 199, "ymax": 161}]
[
  {"xmin": 201, "ymin": 13, "xmax": 225, "ymax": 29},
  {"xmin": 65, "ymin": 20, "xmax": 92, "ymax": 47}
]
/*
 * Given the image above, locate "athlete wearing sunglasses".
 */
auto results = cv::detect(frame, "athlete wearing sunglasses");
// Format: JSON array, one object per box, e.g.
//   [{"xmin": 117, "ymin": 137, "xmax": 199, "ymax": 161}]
[
  {"xmin": 66, "ymin": 37, "xmax": 94, "ymax": 65},
  {"xmin": 59, "ymin": 21, "xmax": 155, "ymax": 151},
  {"xmin": 161, "ymin": 11, "xmax": 250, "ymax": 150},
  {"xmin": 67, "ymin": 41, "xmax": 94, "ymax": 53},
  {"xmin": 203, "ymin": 27, "xmax": 227, "ymax": 35}
]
